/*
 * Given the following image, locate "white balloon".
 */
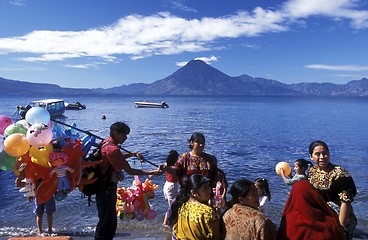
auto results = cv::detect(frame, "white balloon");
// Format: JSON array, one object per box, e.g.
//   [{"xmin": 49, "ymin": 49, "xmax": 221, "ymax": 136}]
[{"xmin": 25, "ymin": 107, "xmax": 50, "ymax": 125}]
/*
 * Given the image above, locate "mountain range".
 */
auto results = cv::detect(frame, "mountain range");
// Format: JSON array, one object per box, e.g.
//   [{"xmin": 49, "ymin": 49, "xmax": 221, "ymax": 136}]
[{"xmin": 1, "ymin": 60, "xmax": 368, "ymax": 96}]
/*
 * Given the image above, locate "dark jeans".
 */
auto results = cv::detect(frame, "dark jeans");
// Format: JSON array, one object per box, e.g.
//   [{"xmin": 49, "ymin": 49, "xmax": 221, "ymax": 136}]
[{"xmin": 94, "ymin": 182, "xmax": 117, "ymax": 240}]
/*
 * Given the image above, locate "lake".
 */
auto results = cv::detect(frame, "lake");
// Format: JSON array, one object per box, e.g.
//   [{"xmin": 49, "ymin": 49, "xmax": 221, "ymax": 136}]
[{"xmin": 0, "ymin": 94, "xmax": 367, "ymax": 238}]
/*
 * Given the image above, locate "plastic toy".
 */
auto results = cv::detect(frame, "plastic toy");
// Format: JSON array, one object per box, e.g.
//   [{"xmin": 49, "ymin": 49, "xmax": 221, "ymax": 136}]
[{"xmin": 116, "ymin": 176, "xmax": 159, "ymax": 221}]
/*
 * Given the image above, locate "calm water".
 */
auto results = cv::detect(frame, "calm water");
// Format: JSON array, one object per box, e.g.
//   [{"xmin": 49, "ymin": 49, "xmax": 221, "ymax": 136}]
[{"xmin": 0, "ymin": 95, "xmax": 367, "ymax": 238}]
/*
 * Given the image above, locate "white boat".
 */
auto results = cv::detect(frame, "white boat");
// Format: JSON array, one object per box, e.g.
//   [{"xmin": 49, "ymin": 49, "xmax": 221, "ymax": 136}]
[
  {"xmin": 18, "ymin": 99, "xmax": 66, "ymax": 118},
  {"xmin": 134, "ymin": 101, "xmax": 169, "ymax": 108}
]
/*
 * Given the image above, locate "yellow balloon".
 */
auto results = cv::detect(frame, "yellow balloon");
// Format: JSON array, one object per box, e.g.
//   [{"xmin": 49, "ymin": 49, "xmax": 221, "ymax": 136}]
[
  {"xmin": 29, "ymin": 144, "xmax": 53, "ymax": 168},
  {"xmin": 275, "ymin": 161, "xmax": 292, "ymax": 176},
  {"xmin": 4, "ymin": 133, "xmax": 30, "ymax": 157}
]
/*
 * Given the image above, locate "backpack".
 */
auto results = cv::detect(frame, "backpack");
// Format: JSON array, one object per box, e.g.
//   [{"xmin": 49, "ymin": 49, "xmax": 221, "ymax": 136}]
[{"xmin": 81, "ymin": 141, "xmax": 111, "ymax": 206}]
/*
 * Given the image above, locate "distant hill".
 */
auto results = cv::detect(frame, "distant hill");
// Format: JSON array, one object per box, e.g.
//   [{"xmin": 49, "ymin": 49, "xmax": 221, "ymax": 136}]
[
  {"xmin": 0, "ymin": 77, "xmax": 94, "ymax": 95},
  {"xmin": 140, "ymin": 60, "xmax": 296, "ymax": 95},
  {"xmin": 288, "ymin": 78, "xmax": 368, "ymax": 96},
  {"xmin": 1, "ymin": 60, "xmax": 368, "ymax": 96}
]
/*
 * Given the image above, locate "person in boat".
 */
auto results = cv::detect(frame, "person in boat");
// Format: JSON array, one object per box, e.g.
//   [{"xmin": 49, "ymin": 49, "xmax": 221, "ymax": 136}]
[
  {"xmin": 308, "ymin": 140, "xmax": 357, "ymax": 240},
  {"xmin": 168, "ymin": 174, "xmax": 221, "ymax": 240},
  {"xmin": 19, "ymin": 104, "xmax": 31, "ymax": 119},
  {"xmin": 94, "ymin": 122, "xmax": 163, "ymax": 240},
  {"xmin": 277, "ymin": 180, "xmax": 344, "ymax": 240},
  {"xmin": 221, "ymin": 178, "xmax": 277, "ymax": 240}
]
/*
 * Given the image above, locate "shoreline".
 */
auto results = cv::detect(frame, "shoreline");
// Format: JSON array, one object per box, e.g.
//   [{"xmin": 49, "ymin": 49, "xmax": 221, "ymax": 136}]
[
  {"xmin": 2, "ymin": 223, "xmax": 368, "ymax": 240},
  {"xmin": 0, "ymin": 222, "xmax": 172, "ymax": 240}
]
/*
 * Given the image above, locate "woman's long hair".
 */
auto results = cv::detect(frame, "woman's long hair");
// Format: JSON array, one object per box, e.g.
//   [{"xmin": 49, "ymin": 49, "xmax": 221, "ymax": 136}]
[
  {"xmin": 221, "ymin": 178, "xmax": 254, "ymax": 216},
  {"xmin": 168, "ymin": 174, "xmax": 210, "ymax": 227},
  {"xmin": 188, "ymin": 132, "xmax": 205, "ymax": 150}
]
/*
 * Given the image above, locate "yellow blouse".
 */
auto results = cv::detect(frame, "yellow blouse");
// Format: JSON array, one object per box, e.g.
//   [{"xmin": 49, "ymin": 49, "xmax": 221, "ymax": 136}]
[{"xmin": 174, "ymin": 201, "xmax": 220, "ymax": 240}]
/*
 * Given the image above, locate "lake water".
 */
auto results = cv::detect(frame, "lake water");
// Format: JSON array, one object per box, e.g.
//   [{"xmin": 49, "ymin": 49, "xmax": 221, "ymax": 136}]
[{"xmin": 0, "ymin": 94, "xmax": 367, "ymax": 239}]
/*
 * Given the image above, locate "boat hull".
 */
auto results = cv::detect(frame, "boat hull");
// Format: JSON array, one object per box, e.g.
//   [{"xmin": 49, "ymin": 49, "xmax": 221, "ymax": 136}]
[{"xmin": 134, "ymin": 101, "xmax": 169, "ymax": 108}]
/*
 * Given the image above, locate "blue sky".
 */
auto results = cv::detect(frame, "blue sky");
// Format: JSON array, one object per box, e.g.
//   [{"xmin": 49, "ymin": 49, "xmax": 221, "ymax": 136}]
[{"xmin": 0, "ymin": 0, "xmax": 367, "ymax": 88}]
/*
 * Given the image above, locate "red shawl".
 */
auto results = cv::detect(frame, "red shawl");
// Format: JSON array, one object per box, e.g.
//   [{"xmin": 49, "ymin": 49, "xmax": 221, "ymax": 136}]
[{"xmin": 278, "ymin": 180, "xmax": 344, "ymax": 240}]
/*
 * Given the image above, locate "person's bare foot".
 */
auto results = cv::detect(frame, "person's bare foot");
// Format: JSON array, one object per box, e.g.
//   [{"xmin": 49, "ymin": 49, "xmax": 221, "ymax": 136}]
[
  {"xmin": 37, "ymin": 231, "xmax": 49, "ymax": 237},
  {"xmin": 47, "ymin": 229, "xmax": 56, "ymax": 236}
]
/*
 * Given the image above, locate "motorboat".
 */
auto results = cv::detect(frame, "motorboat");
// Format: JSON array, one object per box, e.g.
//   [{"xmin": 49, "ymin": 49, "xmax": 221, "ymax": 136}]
[
  {"xmin": 134, "ymin": 101, "xmax": 169, "ymax": 108},
  {"xmin": 65, "ymin": 101, "xmax": 86, "ymax": 110},
  {"xmin": 17, "ymin": 99, "xmax": 66, "ymax": 118}
]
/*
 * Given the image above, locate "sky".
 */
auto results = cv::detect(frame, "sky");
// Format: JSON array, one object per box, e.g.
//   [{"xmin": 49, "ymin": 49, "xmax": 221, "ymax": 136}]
[{"xmin": 0, "ymin": 0, "xmax": 368, "ymax": 89}]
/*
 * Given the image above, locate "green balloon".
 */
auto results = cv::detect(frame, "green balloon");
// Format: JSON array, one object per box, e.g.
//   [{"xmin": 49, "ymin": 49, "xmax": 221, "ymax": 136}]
[
  {"xmin": 4, "ymin": 123, "xmax": 28, "ymax": 137},
  {"xmin": 0, "ymin": 152, "xmax": 16, "ymax": 171}
]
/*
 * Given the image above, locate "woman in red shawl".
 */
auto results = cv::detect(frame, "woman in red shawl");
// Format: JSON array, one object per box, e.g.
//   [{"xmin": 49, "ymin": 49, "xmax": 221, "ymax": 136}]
[{"xmin": 277, "ymin": 180, "xmax": 344, "ymax": 240}]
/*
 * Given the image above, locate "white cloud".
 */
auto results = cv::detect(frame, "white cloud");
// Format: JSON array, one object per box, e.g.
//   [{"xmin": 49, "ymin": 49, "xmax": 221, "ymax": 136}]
[
  {"xmin": 0, "ymin": 11, "xmax": 287, "ymax": 64},
  {"xmin": 282, "ymin": 0, "xmax": 368, "ymax": 28},
  {"xmin": 305, "ymin": 64, "xmax": 368, "ymax": 71},
  {"xmin": 0, "ymin": 0, "xmax": 367, "ymax": 66},
  {"xmin": 64, "ymin": 61, "xmax": 107, "ymax": 69},
  {"xmin": 168, "ymin": 0, "xmax": 197, "ymax": 13},
  {"xmin": 9, "ymin": 0, "xmax": 26, "ymax": 6},
  {"xmin": 244, "ymin": 44, "xmax": 261, "ymax": 49},
  {"xmin": 175, "ymin": 61, "xmax": 187, "ymax": 67},
  {"xmin": 194, "ymin": 56, "xmax": 218, "ymax": 64},
  {"xmin": 176, "ymin": 55, "xmax": 218, "ymax": 66}
]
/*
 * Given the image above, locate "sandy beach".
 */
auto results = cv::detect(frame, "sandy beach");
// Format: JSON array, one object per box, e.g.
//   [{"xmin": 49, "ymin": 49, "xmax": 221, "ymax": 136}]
[{"xmin": 3, "ymin": 219, "xmax": 368, "ymax": 240}]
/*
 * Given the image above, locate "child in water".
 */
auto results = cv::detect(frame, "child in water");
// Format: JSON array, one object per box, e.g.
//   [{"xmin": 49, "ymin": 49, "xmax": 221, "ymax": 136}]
[
  {"xmin": 280, "ymin": 158, "xmax": 313, "ymax": 185},
  {"xmin": 162, "ymin": 150, "xmax": 179, "ymax": 228},
  {"xmin": 30, "ymin": 179, "xmax": 57, "ymax": 236},
  {"xmin": 254, "ymin": 177, "xmax": 271, "ymax": 216}
]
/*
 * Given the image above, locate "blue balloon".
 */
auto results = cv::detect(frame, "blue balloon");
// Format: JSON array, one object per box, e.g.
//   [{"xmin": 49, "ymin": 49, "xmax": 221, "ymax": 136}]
[
  {"xmin": 52, "ymin": 125, "xmax": 64, "ymax": 140},
  {"xmin": 25, "ymin": 107, "xmax": 50, "ymax": 125},
  {"xmin": 81, "ymin": 135, "xmax": 97, "ymax": 157}
]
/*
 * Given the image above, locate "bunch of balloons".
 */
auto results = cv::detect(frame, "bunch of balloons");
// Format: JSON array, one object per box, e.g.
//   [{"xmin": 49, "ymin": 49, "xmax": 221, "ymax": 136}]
[
  {"xmin": 0, "ymin": 109, "xmax": 88, "ymax": 204},
  {"xmin": 116, "ymin": 176, "xmax": 159, "ymax": 221},
  {"xmin": 0, "ymin": 108, "xmax": 54, "ymax": 200},
  {"xmin": 0, "ymin": 108, "xmax": 53, "ymax": 171}
]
